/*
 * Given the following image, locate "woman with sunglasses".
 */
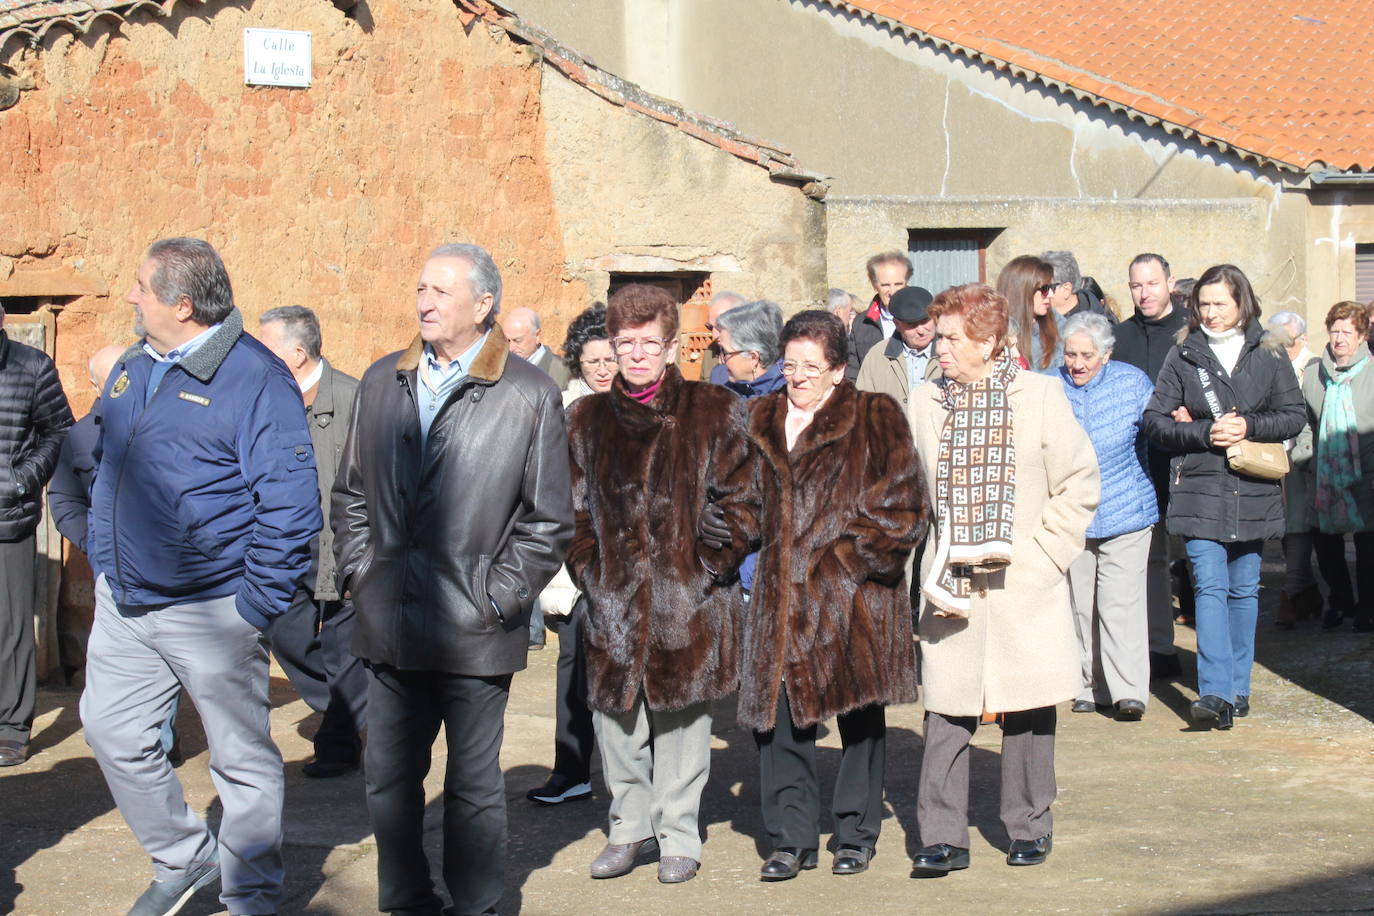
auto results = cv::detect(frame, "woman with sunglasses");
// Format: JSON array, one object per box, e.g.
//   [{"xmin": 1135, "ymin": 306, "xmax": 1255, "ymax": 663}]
[
  {"xmin": 997, "ymin": 255, "xmax": 1060, "ymax": 373},
  {"xmin": 566, "ymin": 284, "xmax": 759, "ymax": 884}
]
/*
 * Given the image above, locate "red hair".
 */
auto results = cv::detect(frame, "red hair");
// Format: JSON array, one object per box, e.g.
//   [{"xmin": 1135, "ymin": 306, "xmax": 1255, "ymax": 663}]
[{"xmin": 928, "ymin": 283, "xmax": 1010, "ymax": 355}]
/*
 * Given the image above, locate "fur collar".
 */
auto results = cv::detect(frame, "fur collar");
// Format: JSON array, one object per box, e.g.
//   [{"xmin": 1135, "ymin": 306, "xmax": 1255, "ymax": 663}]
[
  {"xmin": 395, "ymin": 324, "xmax": 510, "ymax": 383},
  {"xmin": 749, "ymin": 380, "xmax": 859, "ymax": 468},
  {"xmin": 609, "ymin": 363, "xmax": 686, "ymax": 430},
  {"xmin": 119, "ymin": 308, "xmax": 244, "ymax": 382}
]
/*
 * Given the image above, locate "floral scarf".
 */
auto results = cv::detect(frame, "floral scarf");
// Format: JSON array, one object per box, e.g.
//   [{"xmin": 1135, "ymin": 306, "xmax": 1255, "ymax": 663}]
[
  {"xmin": 1315, "ymin": 351, "xmax": 1369, "ymax": 533},
  {"xmin": 922, "ymin": 355, "xmax": 1019, "ymax": 618}
]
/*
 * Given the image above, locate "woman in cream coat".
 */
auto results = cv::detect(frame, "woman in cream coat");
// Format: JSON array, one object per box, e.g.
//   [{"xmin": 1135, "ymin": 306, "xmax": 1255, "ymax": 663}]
[{"xmin": 907, "ymin": 283, "xmax": 1099, "ymax": 877}]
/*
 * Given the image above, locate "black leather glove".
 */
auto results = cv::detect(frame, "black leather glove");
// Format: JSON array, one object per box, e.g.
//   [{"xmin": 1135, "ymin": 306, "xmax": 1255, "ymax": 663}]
[{"xmin": 698, "ymin": 502, "xmax": 731, "ymax": 550}]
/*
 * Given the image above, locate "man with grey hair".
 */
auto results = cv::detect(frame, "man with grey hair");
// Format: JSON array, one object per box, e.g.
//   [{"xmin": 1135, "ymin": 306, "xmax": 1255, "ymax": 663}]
[
  {"xmin": 703, "ymin": 289, "xmax": 746, "ymax": 384},
  {"xmin": 334, "ymin": 242, "xmax": 573, "ymax": 915},
  {"xmin": 827, "ymin": 288, "xmax": 861, "ymax": 380},
  {"xmin": 82, "ymin": 237, "xmax": 320, "ymax": 916},
  {"xmin": 0, "ymin": 301, "xmax": 73, "ymax": 768},
  {"xmin": 502, "ymin": 306, "xmax": 571, "ymax": 388},
  {"xmin": 1042, "ymin": 250, "xmax": 1115, "ymax": 323},
  {"xmin": 258, "ymin": 306, "xmax": 367, "ymax": 778}
]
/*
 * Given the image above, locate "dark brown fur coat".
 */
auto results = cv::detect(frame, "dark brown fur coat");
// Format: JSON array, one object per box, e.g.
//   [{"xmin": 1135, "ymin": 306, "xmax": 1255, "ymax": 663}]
[
  {"xmin": 566, "ymin": 365, "xmax": 759, "ymax": 714},
  {"xmin": 737, "ymin": 383, "xmax": 928, "ymax": 731}
]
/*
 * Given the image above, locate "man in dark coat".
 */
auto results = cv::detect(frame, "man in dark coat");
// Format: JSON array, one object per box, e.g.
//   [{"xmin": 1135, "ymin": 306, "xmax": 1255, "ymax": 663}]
[
  {"xmin": 1114, "ymin": 253, "xmax": 1191, "ymax": 677},
  {"xmin": 258, "ymin": 306, "xmax": 367, "ymax": 779},
  {"xmin": 333, "ymin": 243, "xmax": 573, "ymax": 916},
  {"xmin": 0, "ymin": 304, "xmax": 73, "ymax": 767},
  {"xmin": 847, "ymin": 251, "xmax": 913, "ymax": 380}
]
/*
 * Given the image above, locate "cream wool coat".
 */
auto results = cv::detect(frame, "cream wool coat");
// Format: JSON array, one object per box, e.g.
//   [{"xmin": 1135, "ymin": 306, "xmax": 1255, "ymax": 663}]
[{"xmin": 909, "ymin": 369, "xmax": 1100, "ymax": 716}]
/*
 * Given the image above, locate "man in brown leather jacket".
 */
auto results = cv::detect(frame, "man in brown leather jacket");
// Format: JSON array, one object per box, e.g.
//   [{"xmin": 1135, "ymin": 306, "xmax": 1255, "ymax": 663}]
[{"xmin": 332, "ymin": 243, "xmax": 573, "ymax": 916}]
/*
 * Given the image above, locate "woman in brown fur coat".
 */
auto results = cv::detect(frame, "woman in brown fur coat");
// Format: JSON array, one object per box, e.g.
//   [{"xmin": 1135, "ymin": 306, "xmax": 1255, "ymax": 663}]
[
  {"xmin": 739, "ymin": 310, "xmax": 929, "ymax": 881},
  {"xmin": 565, "ymin": 284, "xmax": 759, "ymax": 885}
]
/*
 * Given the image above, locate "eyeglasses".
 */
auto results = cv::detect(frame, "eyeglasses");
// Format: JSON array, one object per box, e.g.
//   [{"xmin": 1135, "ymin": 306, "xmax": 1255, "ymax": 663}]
[
  {"xmin": 579, "ymin": 357, "xmax": 617, "ymax": 370},
  {"xmin": 720, "ymin": 349, "xmax": 753, "ymax": 362},
  {"xmin": 612, "ymin": 336, "xmax": 670, "ymax": 356},
  {"xmin": 781, "ymin": 361, "xmax": 829, "ymax": 378},
  {"xmin": 1036, "ymin": 284, "xmax": 1057, "ymax": 297}
]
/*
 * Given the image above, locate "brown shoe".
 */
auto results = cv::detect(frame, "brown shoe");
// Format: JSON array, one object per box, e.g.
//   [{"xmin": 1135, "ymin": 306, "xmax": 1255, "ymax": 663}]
[
  {"xmin": 1276, "ymin": 592, "xmax": 1297, "ymax": 629},
  {"xmin": 0, "ymin": 740, "xmax": 27, "ymax": 767},
  {"xmin": 1293, "ymin": 584, "xmax": 1322, "ymax": 621}
]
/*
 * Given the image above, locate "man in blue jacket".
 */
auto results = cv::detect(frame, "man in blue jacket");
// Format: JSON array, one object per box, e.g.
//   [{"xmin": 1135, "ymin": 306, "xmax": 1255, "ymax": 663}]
[{"xmin": 80, "ymin": 238, "xmax": 321, "ymax": 916}]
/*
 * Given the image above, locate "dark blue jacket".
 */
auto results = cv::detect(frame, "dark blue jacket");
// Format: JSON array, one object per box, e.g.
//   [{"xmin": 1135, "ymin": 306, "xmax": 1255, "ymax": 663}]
[
  {"xmin": 721, "ymin": 359, "xmax": 787, "ymax": 590},
  {"xmin": 48, "ymin": 407, "xmax": 100, "ymax": 553},
  {"xmin": 88, "ymin": 310, "xmax": 321, "ymax": 627}
]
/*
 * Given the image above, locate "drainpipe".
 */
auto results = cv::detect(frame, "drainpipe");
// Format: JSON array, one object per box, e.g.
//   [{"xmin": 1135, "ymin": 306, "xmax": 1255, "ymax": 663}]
[{"xmin": 1309, "ymin": 169, "xmax": 1374, "ymax": 186}]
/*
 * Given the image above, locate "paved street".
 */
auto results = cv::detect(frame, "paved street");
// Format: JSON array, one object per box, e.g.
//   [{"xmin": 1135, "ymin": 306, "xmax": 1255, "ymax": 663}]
[{"xmin": 2, "ymin": 546, "xmax": 1372, "ymax": 915}]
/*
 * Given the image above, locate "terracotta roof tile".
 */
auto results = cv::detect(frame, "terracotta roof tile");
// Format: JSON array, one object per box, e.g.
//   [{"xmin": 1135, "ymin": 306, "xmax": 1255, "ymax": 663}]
[{"xmin": 831, "ymin": 0, "xmax": 1374, "ymax": 171}]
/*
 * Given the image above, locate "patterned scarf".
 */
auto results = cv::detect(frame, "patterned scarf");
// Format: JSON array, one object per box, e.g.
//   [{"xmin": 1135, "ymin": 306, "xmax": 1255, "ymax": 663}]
[
  {"xmin": 922, "ymin": 355, "xmax": 1019, "ymax": 618},
  {"xmin": 1315, "ymin": 353, "xmax": 1369, "ymax": 533}
]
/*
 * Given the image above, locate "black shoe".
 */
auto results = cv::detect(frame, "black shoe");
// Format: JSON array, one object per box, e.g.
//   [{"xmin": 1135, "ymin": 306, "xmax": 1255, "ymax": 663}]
[
  {"xmin": 1150, "ymin": 651, "xmax": 1183, "ymax": 679},
  {"xmin": 760, "ymin": 847, "xmax": 817, "ymax": 881},
  {"xmin": 1355, "ymin": 616, "xmax": 1374, "ymax": 633},
  {"xmin": 0, "ymin": 740, "xmax": 27, "ymax": 767},
  {"xmin": 526, "ymin": 773, "xmax": 592, "ymax": 805},
  {"xmin": 1115, "ymin": 699, "xmax": 1146, "ymax": 721},
  {"xmin": 1070, "ymin": 699, "xmax": 1097, "ymax": 713},
  {"xmin": 832, "ymin": 846, "xmax": 872, "ymax": 875},
  {"xmin": 126, "ymin": 858, "xmax": 220, "ymax": 916},
  {"xmin": 1235, "ymin": 695, "xmax": 1250, "ymax": 717},
  {"xmin": 1006, "ymin": 834, "xmax": 1052, "ymax": 866},
  {"xmin": 910, "ymin": 843, "xmax": 969, "ymax": 877},
  {"xmin": 1190, "ymin": 694, "xmax": 1234, "ymax": 730},
  {"xmin": 1322, "ymin": 606, "xmax": 1350, "ymax": 629},
  {"xmin": 302, "ymin": 757, "xmax": 361, "ymax": 779}
]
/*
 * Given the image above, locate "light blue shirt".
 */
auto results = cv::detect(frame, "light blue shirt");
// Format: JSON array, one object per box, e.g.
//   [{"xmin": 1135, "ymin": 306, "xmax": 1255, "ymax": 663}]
[
  {"xmin": 417, "ymin": 333, "xmax": 487, "ymax": 449},
  {"xmin": 904, "ymin": 343, "xmax": 934, "ymax": 391},
  {"xmin": 144, "ymin": 323, "xmax": 222, "ymax": 405}
]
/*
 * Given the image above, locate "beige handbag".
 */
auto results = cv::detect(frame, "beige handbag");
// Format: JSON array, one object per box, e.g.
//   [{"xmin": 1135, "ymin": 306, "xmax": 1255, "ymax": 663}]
[{"xmin": 1195, "ymin": 365, "xmax": 1290, "ymax": 480}]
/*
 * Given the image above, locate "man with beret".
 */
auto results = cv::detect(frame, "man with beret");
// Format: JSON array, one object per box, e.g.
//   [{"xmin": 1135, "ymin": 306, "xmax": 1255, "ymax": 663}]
[{"xmin": 856, "ymin": 285, "xmax": 939, "ymax": 409}]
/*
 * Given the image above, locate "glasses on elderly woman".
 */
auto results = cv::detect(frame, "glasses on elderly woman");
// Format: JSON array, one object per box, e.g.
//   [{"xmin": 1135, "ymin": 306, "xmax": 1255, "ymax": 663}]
[
  {"xmin": 612, "ymin": 336, "xmax": 670, "ymax": 356},
  {"xmin": 580, "ymin": 357, "xmax": 617, "ymax": 370},
  {"xmin": 781, "ymin": 361, "xmax": 828, "ymax": 378}
]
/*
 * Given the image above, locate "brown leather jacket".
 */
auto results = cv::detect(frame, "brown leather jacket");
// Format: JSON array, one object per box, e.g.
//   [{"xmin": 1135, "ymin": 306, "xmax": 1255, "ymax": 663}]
[{"xmin": 332, "ymin": 327, "xmax": 574, "ymax": 676}]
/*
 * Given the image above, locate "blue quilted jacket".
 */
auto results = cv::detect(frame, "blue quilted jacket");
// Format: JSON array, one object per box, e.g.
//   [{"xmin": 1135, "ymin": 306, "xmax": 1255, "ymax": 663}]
[{"xmin": 1060, "ymin": 360, "xmax": 1159, "ymax": 539}]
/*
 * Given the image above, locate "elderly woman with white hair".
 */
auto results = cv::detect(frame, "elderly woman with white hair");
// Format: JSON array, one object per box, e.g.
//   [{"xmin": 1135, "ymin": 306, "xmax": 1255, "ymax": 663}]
[{"xmin": 1058, "ymin": 313, "xmax": 1159, "ymax": 720}]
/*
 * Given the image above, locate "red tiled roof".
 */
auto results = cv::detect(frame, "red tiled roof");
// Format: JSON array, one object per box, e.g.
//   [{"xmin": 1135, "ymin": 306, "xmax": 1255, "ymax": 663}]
[{"xmin": 829, "ymin": 1, "xmax": 1374, "ymax": 172}]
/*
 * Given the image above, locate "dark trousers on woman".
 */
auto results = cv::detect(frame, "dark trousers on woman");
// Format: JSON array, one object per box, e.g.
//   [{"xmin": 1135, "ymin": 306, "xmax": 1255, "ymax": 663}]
[
  {"xmin": 917, "ymin": 707, "xmax": 1056, "ymax": 849},
  {"xmin": 365, "ymin": 665, "xmax": 511, "ymax": 916},
  {"xmin": 545, "ymin": 597, "xmax": 595, "ymax": 780},
  {"xmin": 754, "ymin": 687, "xmax": 886, "ymax": 852},
  {"xmin": 1313, "ymin": 531, "xmax": 1374, "ymax": 622}
]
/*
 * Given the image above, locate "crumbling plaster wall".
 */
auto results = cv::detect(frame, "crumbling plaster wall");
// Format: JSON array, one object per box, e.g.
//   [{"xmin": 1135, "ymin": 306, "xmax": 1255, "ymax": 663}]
[
  {"xmin": 537, "ymin": 66, "xmax": 827, "ymax": 314},
  {"xmin": 1, "ymin": 0, "xmax": 584, "ymax": 416}
]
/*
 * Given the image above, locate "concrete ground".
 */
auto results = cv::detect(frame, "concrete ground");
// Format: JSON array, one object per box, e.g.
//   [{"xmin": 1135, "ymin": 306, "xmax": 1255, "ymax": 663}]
[{"xmin": 2, "ymin": 544, "xmax": 1372, "ymax": 915}]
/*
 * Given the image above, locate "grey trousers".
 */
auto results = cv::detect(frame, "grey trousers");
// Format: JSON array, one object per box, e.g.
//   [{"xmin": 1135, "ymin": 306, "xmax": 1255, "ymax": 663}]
[
  {"xmin": 1068, "ymin": 526, "xmax": 1152, "ymax": 706},
  {"xmin": 1145, "ymin": 525, "xmax": 1180, "ymax": 655},
  {"xmin": 916, "ymin": 707, "xmax": 1057, "ymax": 848},
  {"xmin": 0, "ymin": 534, "xmax": 36, "ymax": 743},
  {"xmin": 593, "ymin": 695, "xmax": 712, "ymax": 860},
  {"xmin": 81, "ymin": 576, "xmax": 283, "ymax": 915}
]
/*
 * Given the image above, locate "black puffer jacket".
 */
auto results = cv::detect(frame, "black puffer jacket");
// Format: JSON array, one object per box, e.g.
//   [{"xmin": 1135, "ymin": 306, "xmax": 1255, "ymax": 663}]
[
  {"xmin": 1143, "ymin": 324, "xmax": 1304, "ymax": 542},
  {"xmin": 0, "ymin": 330, "xmax": 74, "ymax": 540}
]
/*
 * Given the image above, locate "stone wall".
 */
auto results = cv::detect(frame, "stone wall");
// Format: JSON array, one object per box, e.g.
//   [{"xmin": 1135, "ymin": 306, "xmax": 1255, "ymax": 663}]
[{"xmin": 1, "ymin": 0, "xmax": 579, "ymax": 417}]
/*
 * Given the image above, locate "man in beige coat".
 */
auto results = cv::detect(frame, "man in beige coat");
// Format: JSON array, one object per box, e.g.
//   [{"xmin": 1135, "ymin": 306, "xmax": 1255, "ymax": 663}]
[
  {"xmin": 856, "ymin": 285, "xmax": 940, "ymax": 410},
  {"xmin": 907, "ymin": 283, "xmax": 1099, "ymax": 876}
]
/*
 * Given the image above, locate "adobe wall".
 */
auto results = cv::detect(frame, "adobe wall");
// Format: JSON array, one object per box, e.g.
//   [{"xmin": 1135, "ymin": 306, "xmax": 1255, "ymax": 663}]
[{"xmin": 0, "ymin": 0, "xmax": 582, "ymax": 417}]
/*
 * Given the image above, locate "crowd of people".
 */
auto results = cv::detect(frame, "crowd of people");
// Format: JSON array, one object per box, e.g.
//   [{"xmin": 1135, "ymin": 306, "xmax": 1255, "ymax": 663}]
[{"xmin": 0, "ymin": 236, "xmax": 1367, "ymax": 915}]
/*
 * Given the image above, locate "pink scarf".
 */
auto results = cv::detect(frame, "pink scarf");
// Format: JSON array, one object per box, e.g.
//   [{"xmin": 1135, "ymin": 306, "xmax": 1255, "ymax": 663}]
[{"xmin": 625, "ymin": 376, "xmax": 663, "ymax": 405}]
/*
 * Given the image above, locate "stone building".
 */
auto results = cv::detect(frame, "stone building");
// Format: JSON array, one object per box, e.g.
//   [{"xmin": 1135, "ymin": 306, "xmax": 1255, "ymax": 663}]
[
  {"xmin": 508, "ymin": 0, "xmax": 1374, "ymax": 322},
  {"xmin": 0, "ymin": 0, "xmax": 826, "ymax": 677}
]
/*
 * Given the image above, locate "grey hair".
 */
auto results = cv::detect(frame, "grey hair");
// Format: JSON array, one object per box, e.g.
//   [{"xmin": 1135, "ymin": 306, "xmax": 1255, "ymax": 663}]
[
  {"xmin": 1040, "ymin": 250, "xmax": 1082, "ymax": 289},
  {"xmin": 1269, "ymin": 310, "xmax": 1307, "ymax": 337},
  {"xmin": 826, "ymin": 288, "xmax": 853, "ymax": 313},
  {"xmin": 716, "ymin": 298, "xmax": 783, "ymax": 365},
  {"xmin": 147, "ymin": 237, "xmax": 235, "ymax": 325},
  {"xmin": 1061, "ymin": 312, "xmax": 1115, "ymax": 355},
  {"xmin": 710, "ymin": 290, "xmax": 746, "ymax": 309},
  {"xmin": 260, "ymin": 305, "xmax": 323, "ymax": 361},
  {"xmin": 428, "ymin": 243, "xmax": 504, "ymax": 330}
]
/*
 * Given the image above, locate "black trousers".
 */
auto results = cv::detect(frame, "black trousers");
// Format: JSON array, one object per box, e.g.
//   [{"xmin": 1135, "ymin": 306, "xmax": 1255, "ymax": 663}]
[
  {"xmin": 0, "ymin": 534, "xmax": 36, "ymax": 743},
  {"xmin": 917, "ymin": 706, "xmax": 1057, "ymax": 849},
  {"xmin": 366, "ymin": 665, "xmax": 512, "ymax": 916},
  {"xmin": 754, "ymin": 687, "xmax": 886, "ymax": 852},
  {"xmin": 545, "ymin": 597, "xmax": 595, "ymax": 780},
  {"xmin": 1312, "ymin": 531, "xmax": 1374, "ymax": 619},
  {"xmin": 266, "ymin": 590, "xmax": 368, "ymax": 763}
]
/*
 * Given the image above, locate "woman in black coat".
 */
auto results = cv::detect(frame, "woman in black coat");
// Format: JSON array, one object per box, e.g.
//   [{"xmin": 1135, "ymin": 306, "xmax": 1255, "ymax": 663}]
[{"xmin": 1142, "ymin": 265, "xmax": 1304, "ymax": 730}]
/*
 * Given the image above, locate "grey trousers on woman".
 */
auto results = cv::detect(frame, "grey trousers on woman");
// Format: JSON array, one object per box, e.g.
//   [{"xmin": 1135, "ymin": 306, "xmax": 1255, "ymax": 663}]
[
  {"xmin": 593, "ymin": 695, "xmax": 712, "ymax": 860},
  {"xmin": 917, "ymin": 707, "xmax": 1057, "ymax": 848},
  {"xmin": 1067, "ymin": 526, "xmax": 1152, "ymax": 707}
]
